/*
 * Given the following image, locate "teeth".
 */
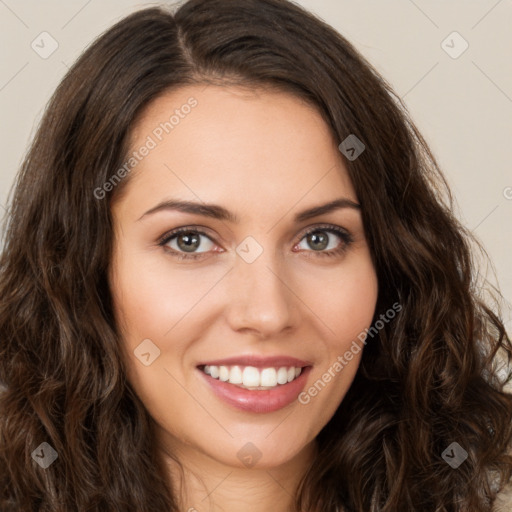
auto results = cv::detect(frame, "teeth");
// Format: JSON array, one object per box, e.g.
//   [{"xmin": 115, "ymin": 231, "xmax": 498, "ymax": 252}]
[
  {"xmin": 242, "ymin": 366, "xmax": 260, "ymax": 387},
  {"xmin": 201, "ymin": 365, "xmax": 303, "ymax": 389},
  {"xmin": 219, "ymin": 366, "xmax": 229, "ymax": 382},
  {"xmin": 276, "ymin": 367, "xmax": 288, "ymax": 384},
  {"xmin": 229, "ymin": 365, "xmax": 243, "ymax": 384},
  {"xmin": 260, "ymin": 368, "xmax": 276, "ymax": 387}
]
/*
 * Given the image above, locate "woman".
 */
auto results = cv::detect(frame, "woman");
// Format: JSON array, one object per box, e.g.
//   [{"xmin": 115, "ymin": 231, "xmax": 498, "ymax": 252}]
[{"xmin": 1, "ymin": 1, "xmax": 511, "ymax": 510}]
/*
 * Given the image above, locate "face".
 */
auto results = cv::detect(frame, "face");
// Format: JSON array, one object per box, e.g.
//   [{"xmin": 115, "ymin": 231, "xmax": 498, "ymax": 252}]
[{"xmin": 109, "ymin": 84, "xmax": 378, "ymax": 472}]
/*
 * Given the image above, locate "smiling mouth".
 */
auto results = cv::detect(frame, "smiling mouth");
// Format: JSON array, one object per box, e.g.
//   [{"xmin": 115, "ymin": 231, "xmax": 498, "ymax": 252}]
[{"xmin": 197, "ymin": 364, "xmax": 305, "ymax": 390}]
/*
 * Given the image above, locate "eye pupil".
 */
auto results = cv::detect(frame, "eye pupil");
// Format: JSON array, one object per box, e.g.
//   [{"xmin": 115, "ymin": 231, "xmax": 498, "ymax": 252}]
[
  {"xmin": 308, "ymin": 231, "xmax": 328, "ymax": 251},
  {"xmin": 177, "ymin": 232, "xmax": 200, "ymax": 252}
]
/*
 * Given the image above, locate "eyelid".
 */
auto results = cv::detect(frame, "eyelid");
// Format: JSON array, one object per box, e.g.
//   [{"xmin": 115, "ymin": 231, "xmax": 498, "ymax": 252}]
[
  {"xmin": 294, "ymin": 222, "xmax": 352, "ymax": 242},
  {"xmin": 157, "ymin": 225, "xmax": 217, "ymax": 246}
]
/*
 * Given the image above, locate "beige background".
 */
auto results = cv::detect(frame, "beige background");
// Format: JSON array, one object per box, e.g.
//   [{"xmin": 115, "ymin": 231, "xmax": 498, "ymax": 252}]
[{"xmin": 0, "ymin": 0, "xmax": 511, "ymax": 332}]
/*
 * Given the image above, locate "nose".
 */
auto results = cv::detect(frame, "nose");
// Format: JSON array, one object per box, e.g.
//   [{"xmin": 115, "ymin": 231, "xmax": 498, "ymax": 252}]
[{"xmin": 225, "ymin": 248, "xmax": 299, "ymax": 338}]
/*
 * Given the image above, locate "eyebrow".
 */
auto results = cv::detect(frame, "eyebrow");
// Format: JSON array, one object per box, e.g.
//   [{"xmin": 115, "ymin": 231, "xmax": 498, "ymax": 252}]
[{"xmin": 137, "ymin": 197, "xmax": 361, "ymax": 223}]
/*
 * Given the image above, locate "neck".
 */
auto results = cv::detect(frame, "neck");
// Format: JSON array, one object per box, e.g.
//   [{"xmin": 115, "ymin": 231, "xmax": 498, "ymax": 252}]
[{"xmin": 160, "ymin": 438, "xmax": 318, "ymax": 512}]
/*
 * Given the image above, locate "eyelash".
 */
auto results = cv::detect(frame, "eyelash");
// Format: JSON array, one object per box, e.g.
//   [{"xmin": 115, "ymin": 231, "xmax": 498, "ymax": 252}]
[{"xmin": 157, "ymin": 224, "xmax": 354, "ymax": 261}]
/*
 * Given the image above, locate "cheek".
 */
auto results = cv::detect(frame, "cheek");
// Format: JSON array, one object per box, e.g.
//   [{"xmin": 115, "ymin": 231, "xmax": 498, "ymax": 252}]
[
  {"xmin": 109, "ymin": 249, "xmax": 232, "ymax": 397},
  {"xmin": 298, "ymin": 253, "xmax": 378, "ymax": 345},
  {"xmin": 297, "ymin": 262, "xmax": 377, "ymax": 419},
  {"xmin": 109, "ymin": 252, "xmax": 199, "ymax": 419},
  {"xmin": 338, "ymin": 269, "xmax": 378, "ymax": 341},
  {"xmin": 111, "ymin": 250, "xmax": 218, "ymax": 339}
]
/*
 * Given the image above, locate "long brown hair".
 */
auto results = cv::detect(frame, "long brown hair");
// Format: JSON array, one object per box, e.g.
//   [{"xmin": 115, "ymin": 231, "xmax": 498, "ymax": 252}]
[{"xmin": 1, "ymin": 1, "xmax": 511, "ymax": 510}]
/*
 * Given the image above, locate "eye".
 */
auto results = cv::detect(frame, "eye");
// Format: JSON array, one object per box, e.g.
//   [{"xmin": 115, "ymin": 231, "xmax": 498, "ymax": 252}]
[
  {"xmin": 294, "ymin": 224, "xmax": 353, "ymax": 258},
  {"xmin": 158, "ymin": 227, "xmax": 217, "ymax": 260},
  {"xmin": 157, "ymin": 223, "xmax": 354, "ymax": 261}
]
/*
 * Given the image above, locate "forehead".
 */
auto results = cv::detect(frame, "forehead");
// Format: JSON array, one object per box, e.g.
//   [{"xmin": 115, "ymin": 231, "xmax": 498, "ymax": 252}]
[{"xmin": 114, "ymin": 84, "xmax": 356, "ymax": 216}]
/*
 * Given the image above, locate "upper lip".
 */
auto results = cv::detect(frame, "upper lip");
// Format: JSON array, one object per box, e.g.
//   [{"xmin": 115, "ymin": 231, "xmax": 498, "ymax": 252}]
[{"xmin": 196, "ymin": 355, "xmax": 312, "ymax": 369}]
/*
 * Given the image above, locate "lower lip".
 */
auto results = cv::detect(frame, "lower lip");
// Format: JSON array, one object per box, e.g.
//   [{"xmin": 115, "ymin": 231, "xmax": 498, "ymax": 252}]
[{"xmin": 197, "ymin": 366, "xmax": 312, "ymax": 413}]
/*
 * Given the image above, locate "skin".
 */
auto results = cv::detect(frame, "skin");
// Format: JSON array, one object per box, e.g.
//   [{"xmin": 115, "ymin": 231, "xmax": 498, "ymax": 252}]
[{"xmin": 109, "ymin": 84, "xmax": 378, "ymax": 512}]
